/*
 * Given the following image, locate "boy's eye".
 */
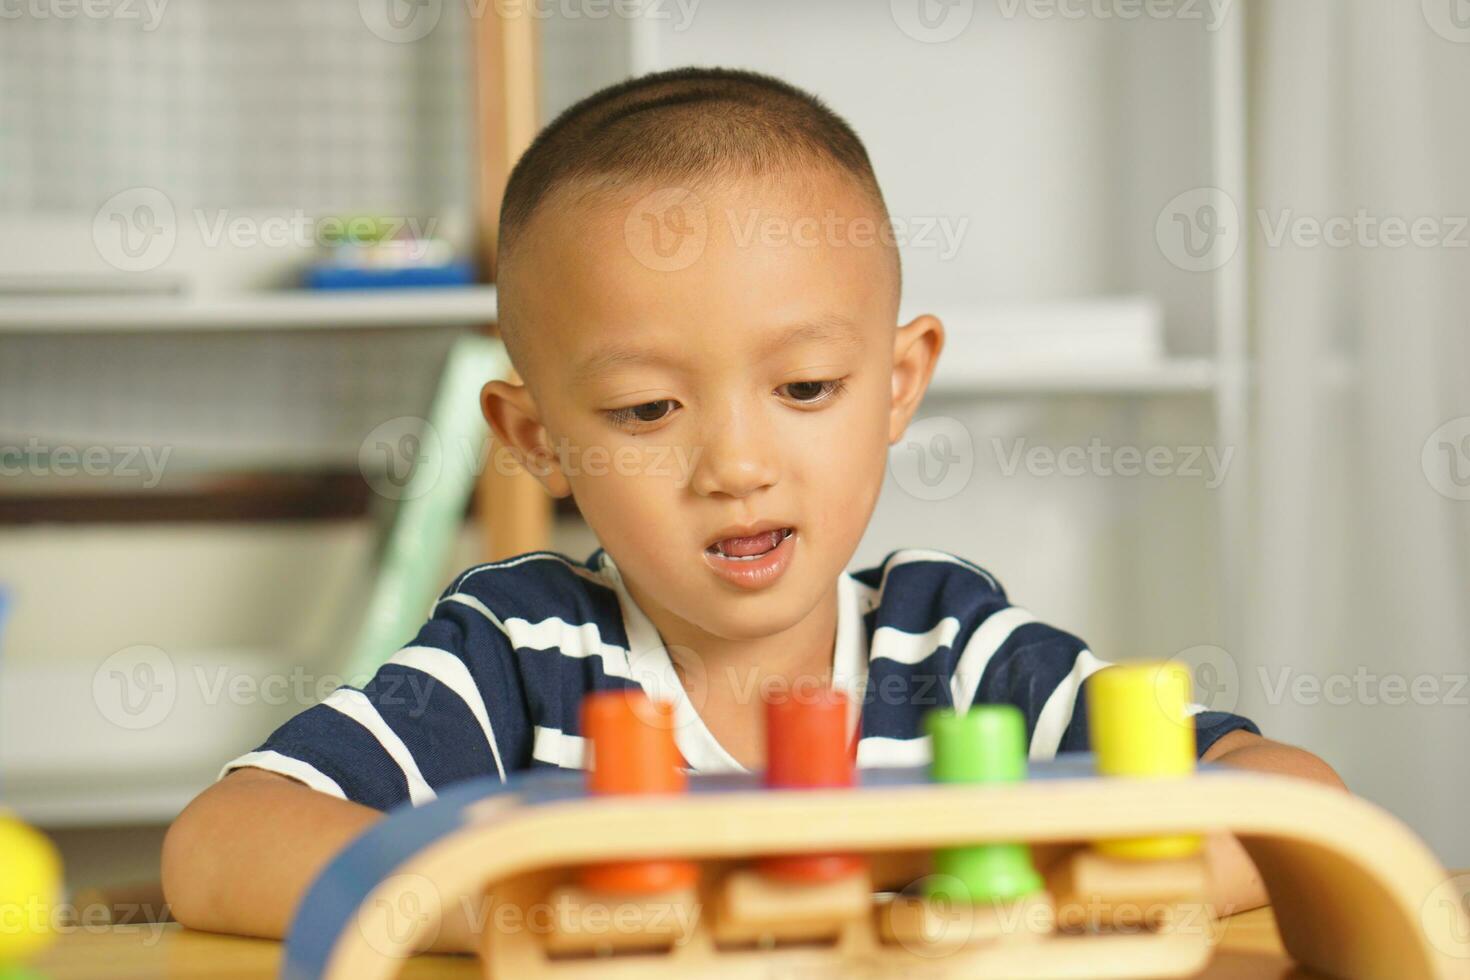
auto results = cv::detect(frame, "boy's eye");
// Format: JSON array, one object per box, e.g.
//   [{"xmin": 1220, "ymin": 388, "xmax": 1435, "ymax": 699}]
[
  {"xmin": 780, "ymin": 378, "xmax": 847, "ymax": 404},
  {"xmin": 603, "ymin": 379, "xmax": 847, "ymax": 429},
  {"xmin": 605, "ymin": 399, "xmax": 676, "ymax": 427}
]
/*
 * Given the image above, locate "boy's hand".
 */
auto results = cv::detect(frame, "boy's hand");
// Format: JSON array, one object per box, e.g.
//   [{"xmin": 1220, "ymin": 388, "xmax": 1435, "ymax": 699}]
[
  {"xmin": 164, "ymin": 767, "xmax": 484, "ymax": 954},
  {"xmin": 1201, "ymin": 729, "xmax": 1348, "ymax": 792},
  {"xmin": 1196, "ymin": 730, "xmax": 1348, "ymax": 915}
]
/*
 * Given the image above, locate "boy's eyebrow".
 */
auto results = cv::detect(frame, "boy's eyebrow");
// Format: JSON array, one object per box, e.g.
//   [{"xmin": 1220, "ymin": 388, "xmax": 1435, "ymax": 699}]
[{"xmin": 573, "ymin": 314, "xmax": 864, "ymax": 382}]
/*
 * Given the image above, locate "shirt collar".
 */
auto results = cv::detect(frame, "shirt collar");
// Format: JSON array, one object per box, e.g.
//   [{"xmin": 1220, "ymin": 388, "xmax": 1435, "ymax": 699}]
[{"xmin": 595, "ymin": 548, "xmax": 869, "ymax": 774}]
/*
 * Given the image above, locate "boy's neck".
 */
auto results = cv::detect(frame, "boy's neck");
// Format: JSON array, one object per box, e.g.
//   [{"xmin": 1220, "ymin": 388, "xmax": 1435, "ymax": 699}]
[
  {"xmin": 626, "ymin": 577, "xmax": 843, "ymax": 711},
  {"xmin": 660, "ymin": 581, "xmax": 842, "ymax": 771}
]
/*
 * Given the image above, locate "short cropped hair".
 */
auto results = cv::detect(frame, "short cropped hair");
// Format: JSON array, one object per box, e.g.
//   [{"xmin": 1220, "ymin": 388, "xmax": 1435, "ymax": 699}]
[{"xmin": 495, "ymin": 66, "xmax": 899, "ymax": 370}]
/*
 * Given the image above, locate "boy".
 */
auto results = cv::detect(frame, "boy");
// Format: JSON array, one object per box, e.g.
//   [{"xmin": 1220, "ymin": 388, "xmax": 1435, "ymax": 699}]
[{"xmin": 163, "ymin": 67, "xmax": 1344, "ymax": 952}]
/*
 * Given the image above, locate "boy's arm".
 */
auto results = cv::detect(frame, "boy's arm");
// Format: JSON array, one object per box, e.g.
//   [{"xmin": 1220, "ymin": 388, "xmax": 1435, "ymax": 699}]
[
  {"xmin": 162, "ymin": 767, "xmax": 481, "ymax": 953},
  {"xmin": 1198, "ymin": 729, "xmax": 1349, "ymax": 915}
]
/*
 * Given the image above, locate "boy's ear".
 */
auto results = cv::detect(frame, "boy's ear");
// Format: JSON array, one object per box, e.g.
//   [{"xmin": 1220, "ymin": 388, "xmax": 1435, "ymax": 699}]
[
  {"xmin": 480, "ymin": 377, "xmax": 572, "ymax": 498},
  {"xmin": 888, "ymin": 314, "xmax": 945, "ymax": 444}
]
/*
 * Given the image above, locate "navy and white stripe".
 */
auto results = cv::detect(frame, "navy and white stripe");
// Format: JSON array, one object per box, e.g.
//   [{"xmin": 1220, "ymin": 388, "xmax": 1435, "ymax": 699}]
[{"xmin": 219, "ymin": 547, "xmax": 1260, "ymax": 810}]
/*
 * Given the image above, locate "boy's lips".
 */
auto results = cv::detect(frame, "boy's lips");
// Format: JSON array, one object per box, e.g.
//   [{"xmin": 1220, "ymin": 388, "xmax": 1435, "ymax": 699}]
[
  {"xmin": 702, "ymin": 525, "xmax": 797, "ymax": 590},
  {"xmin": 704, "ymin": 520, "xmax": 796, "ymax": 556},
  {"xmin": 706, "ymin": 526, "xmax": 793, "ymax": 558}
]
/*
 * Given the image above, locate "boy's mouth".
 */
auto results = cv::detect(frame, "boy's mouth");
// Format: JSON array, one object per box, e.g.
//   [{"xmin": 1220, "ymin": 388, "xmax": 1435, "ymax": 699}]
[{"xmin": 705, "ymin": 525, "xmax": 795, "ymax": 561}]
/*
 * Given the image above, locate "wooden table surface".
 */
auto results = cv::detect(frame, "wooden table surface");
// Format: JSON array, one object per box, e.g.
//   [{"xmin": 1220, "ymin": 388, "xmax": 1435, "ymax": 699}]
[{"xmin": 31, "ymin": 905, "xmax": 1325, "ymax": 979}]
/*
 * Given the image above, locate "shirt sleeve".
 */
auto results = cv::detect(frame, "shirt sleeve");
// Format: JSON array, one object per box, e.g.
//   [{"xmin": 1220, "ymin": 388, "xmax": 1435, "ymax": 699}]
[
  {"xmin": 967, "ymin": 611, "xmax": 1261, "ymax": 760},
  {"xmin": 217, "ymin": 583, "xmax": 532, "ymax": 811}
]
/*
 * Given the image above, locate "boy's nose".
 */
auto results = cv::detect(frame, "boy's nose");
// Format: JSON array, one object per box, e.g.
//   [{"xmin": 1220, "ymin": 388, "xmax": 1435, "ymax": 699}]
[{"xmin": 688, "ymin": 409, "xmax": 780, "ymax": 499}]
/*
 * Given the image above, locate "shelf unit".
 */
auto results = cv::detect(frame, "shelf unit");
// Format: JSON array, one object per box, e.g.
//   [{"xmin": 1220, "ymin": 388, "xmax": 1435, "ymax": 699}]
[
  {"xmin": 0, "ymin": 286, "xmax": 499, "ymax": 333},
  {"xmin": 927, "ymin": 358, "xmax": 1221, "ymax": 398}
]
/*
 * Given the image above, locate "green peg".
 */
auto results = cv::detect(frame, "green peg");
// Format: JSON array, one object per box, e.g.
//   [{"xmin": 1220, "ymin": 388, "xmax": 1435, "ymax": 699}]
[{"xmin": 924, "ymin": 705, "xmax": 1044, "ymax": 903}]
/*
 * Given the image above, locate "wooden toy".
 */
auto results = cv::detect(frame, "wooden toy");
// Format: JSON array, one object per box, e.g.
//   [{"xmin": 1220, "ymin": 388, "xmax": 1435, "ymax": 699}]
[{"xmin": 281, "ymin": 672, "xmax": 1470, "ymax": 980}]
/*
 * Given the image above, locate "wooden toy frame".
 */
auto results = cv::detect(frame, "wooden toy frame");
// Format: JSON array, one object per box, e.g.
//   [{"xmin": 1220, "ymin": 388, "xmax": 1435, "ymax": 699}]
[{"xmin": 281, "ymin": 758, "xmax": 1469, "ymax": 980}]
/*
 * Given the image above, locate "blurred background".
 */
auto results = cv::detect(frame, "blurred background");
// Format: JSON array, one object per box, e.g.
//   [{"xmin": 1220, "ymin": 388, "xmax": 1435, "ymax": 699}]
[{"xmin": 1, "ymin": 0, "xmax": 1468, "ymax": 911}]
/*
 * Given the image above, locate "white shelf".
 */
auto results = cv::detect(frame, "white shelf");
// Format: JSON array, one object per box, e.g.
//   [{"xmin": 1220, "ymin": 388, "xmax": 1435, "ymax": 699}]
[
  {"xmin": 0, "ymin": 285, "xmax": 498, "ymax": 333},
  {"xmin": 927, "ymin": 358, "xmax": 1220, "ymax": 396}
]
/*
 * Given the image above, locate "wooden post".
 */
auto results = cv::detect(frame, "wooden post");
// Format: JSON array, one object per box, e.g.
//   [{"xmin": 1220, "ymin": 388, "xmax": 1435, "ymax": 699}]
[{"xmin": 473, "ymin": 5, "xmax": 552, "ymax": 561}]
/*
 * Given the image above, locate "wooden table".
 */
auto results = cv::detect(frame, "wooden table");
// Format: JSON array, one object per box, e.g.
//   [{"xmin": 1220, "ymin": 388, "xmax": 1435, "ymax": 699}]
[{"xmin": 30, "ymin": 905, "xmax": 1325, "ymax": 979}]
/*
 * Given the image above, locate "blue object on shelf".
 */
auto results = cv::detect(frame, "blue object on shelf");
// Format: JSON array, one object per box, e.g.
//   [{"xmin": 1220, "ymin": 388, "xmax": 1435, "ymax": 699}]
[{"xmin": 304, "ymin": 260, "xmax": 477, "ymax": 290}]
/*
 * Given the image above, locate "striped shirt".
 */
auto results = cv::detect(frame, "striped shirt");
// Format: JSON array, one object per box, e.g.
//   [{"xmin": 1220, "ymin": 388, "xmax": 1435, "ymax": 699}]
[{"xmin": 219, "ymin": 547, "xmax": 1259, "ymax": 810}]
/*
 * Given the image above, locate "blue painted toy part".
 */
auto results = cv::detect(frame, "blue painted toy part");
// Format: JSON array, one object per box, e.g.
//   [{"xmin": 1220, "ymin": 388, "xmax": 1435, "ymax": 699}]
[
  {"xmin": 303, "ymin": 261, "xmax": 477, "ymax": 290},
  {"xmin": 281, "ymin": 756, "xmax": 1225, "ymax": 979},
  {"xmin": 283, "ymin": 775, "xmax": 544, "ymax": 980}
]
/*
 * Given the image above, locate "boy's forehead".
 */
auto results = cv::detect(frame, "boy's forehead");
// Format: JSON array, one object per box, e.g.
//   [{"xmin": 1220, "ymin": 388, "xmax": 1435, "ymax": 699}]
[{"xmin": 513, "ymin": 168, "xmax": 897, "ymax": 380}]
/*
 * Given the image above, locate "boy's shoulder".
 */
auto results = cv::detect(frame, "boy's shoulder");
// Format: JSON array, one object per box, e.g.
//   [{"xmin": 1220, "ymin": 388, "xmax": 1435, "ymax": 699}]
[
  {"xmin": 439, "ymin": 548, "xmax": 615, "ymax": 620},
  {"xmin": 851, "ymin": 547, "xmax": 1011, "ymax": 618},
  {"xmin": 851, "ymin": 547, "xmax": 1086, "ymax": 651},
  {"xmin": 434, "ymin": 545, "xmax": 1021, "ymax": 634}
]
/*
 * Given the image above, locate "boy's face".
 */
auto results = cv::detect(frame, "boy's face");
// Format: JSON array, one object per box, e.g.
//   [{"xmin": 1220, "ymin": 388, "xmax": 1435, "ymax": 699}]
[{"xmin": 485, "ymin": 166, "xmax": 942, "ymax": 648}]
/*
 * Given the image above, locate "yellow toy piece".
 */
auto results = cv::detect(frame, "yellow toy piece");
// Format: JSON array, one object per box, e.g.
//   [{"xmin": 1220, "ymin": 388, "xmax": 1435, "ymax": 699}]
[
  {"xmin": 1087, "ymin": 661, "xmax": 1202, "ymax": 860},
  {"xmin": 0, "ymin": 811, "xmax": 63, "ymax": 965}
]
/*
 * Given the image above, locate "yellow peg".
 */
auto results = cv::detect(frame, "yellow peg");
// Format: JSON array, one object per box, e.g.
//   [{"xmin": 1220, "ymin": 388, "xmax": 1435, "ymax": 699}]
[
  {"xmin": 1086, "ymin": 662, "xmax": 1202, "ymax": 859},
  {"xmin": 0, "ymin": 810, "xmax": 63, "ymax": 965}
]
